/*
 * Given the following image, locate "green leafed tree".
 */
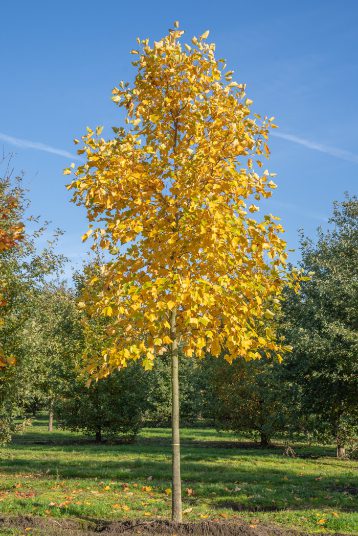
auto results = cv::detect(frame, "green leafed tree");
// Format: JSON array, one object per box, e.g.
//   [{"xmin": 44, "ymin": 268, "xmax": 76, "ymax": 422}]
[
  {"xmin": 282, "ymin": 195, "xmax": 358, "ymax": 457},
  {"xmin": 56, "ymin": 362, "xmax": 148, "ymax": 442},
  {"xmin": 205, "ymin": 356, "xmax": 288, "ymax": 446},
  {"xmin": 0, "ymin": 158, "xmax": 66, "ymax": 443}
]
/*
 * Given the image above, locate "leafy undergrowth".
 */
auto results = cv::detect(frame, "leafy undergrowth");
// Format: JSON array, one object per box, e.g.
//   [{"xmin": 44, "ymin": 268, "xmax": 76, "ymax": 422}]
[{"xmin": 0, "ymin": 417, "xmax": 356, "ymax": 535}]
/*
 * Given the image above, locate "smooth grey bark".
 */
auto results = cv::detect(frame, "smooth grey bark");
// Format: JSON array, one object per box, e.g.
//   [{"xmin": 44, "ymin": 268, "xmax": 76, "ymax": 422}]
[{"xmin": 170, "ymin": 307, "xmax": 182, "ymax": 522}]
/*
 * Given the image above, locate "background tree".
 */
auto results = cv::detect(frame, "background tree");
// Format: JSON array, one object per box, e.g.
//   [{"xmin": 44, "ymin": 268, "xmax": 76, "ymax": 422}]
[
  {"xmin": 144, "ymin": 353, "xmax": 206, "ymax": 427},
  {"xmin": 19, "ymin": 284, "xmax": 82, "ymax": 431},
  {"xmin": 0, "ymin": 158, "xmax": 65, "ymax": 443},
  {"xmin": 67, "ymin": 24, "xmax": 300, "ymax": 521},
  {"xmin": 282, "ymin": 195, "xmax": 358, "ymax": 457},
  {"xmin": 206, "ymin": 356, "xmax": 287, "ymax": 446},
  {"xmin": 0, "ymin": 163, "xmax": 24, "ymax": 369},
  {"xmin": 57, "ymin": 363, "xmax": 148, "ymax": 442}
]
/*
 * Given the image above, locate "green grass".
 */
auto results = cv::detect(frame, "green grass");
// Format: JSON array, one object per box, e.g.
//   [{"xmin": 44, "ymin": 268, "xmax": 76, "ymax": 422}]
[{"xmin": 0, "ymin": 416, "xmax": 357, "ymax": 534}]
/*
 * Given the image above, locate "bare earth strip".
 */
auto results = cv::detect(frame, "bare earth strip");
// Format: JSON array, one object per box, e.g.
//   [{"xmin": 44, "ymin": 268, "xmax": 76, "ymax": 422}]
[{"xmin": 0, "ymin": 517, "xmax": 351, "ymax": 536}]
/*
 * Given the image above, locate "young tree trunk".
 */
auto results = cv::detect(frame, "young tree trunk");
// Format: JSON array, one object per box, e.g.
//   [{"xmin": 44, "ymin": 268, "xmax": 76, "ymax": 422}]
[
  {"xmin": 171, "ymin": 307, "xmax": 182, "ymax": 522},
  {"xmin": 95, "ymin": 429, "xmax": 102, "ymax": 443},
  {"xmin": 48, "ymin": 401, "xmax": 54, "ymax": 432},
  {"xmin": 260, "ymin": 431, "xmax": 270, "ymax": 447},
  {"xmin": 336, "ymin": 444, "xmax": 346, "ymax": 458}
]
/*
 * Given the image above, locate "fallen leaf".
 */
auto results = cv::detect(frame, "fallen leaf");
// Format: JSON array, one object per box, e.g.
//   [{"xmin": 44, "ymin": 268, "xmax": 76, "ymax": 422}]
[
  {"xmin": 186, "ymin": 488, "xmax": 194, "ymax": 496},
  {"xmin": 183, "ymin": 507, "xmax": 193, "ymax": 514}
]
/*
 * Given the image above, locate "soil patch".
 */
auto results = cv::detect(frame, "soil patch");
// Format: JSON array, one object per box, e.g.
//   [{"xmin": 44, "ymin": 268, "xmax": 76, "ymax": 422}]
[{"xmin": 0, "ymin": 516, "xmax": 350, "ymax": 536}]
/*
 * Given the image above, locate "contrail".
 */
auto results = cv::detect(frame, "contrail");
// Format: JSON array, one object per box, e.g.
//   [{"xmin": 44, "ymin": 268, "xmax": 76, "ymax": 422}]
[
  {"xmin": 0, "ymin": 132, "xmax": 79, "ymax": 160},
  {"xmin": 272, "ymin": 131, "xmax": 358, "ymax": 164}
]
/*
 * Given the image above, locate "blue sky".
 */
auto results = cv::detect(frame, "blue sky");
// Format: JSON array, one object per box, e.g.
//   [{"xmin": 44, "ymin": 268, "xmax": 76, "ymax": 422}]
[{"xmin": 1, "ymin": 0, "xmax": 357, "ymax": 276}]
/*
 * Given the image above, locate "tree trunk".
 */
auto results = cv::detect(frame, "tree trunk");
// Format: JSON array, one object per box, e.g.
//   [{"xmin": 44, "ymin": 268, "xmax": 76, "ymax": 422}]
[
  {"xmin": 171, "ymin": 307, "xmax": 182, "ymax": 522},
  {"xmin": 260, "ymin": 431, "xmax": 270, "ymax": 447},
  {"xmin": 95, "ymin": 429, "xmax": 102, "ymax": 443},
  {"xmin": 48, "ymin": 401, "xmax": 54, "ymax": 432},
  {"xmin": 337, "ymin": 444, "xmax": 346, "ymax": 458}
]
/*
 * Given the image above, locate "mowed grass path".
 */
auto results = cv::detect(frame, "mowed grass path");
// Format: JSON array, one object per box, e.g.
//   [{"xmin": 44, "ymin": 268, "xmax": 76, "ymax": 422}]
[{"xmin": 0, "ymin": 417, "xmax": 357, "ymax": 534}]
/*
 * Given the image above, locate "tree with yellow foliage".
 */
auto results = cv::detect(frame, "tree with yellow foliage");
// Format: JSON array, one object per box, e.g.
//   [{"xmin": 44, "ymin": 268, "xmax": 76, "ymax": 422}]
[{"xmin": 67, "ymin": 23, "xmax": 301, "ymax": 522}]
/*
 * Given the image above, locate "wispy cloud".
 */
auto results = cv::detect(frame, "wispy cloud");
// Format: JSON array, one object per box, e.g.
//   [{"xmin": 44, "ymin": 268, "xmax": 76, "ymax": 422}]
[
  {"xmin": 272, "ymin": 131, "xmax": 358, "ymax": 164},
  {"xmin": 0, "ymin": 132, "xmax": 79, "ymax": 160}
]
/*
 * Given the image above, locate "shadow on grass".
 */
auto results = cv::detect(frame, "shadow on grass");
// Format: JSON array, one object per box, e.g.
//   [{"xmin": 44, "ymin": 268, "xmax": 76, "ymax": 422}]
[
  {"xmin": 0, "ymin": 449, "xmax": 357, "ymax": 514},
  {"xmin": 2, "ymin": 418, "xmax": 357, "ymax": 521}
]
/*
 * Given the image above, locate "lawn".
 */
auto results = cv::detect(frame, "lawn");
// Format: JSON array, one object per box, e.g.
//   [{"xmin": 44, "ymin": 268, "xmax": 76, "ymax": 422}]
[{"xmin": 0, "ymin": 417, "xmax": 356, "ymax": 535}]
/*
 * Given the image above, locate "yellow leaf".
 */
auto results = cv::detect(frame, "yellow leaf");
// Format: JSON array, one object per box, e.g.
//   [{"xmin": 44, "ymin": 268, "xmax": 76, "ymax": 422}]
[
  {"xmin": 68, "ymin": 24, "xmax": 296, "ymax": 381},
  {"xmin": 81, "ymin": 229, "xmax": 93, "ymax": 242}
]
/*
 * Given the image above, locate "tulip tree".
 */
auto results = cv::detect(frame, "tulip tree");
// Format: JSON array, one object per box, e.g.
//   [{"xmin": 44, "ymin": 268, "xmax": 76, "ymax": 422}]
[{"xmin": 67, "ymin": 23, "xmax": 300, "ymax": 522}]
